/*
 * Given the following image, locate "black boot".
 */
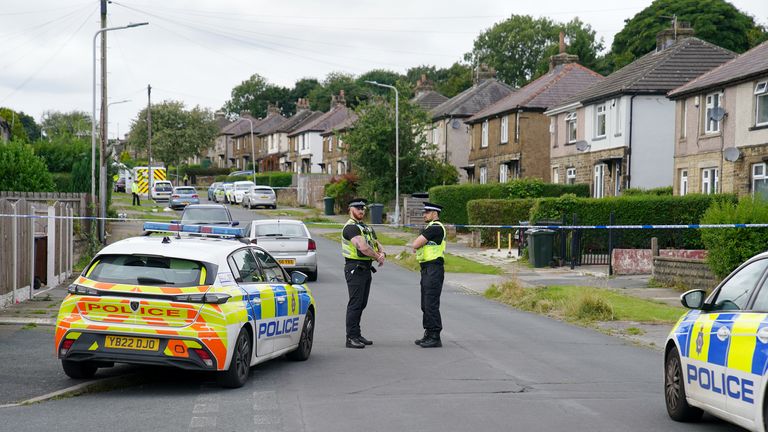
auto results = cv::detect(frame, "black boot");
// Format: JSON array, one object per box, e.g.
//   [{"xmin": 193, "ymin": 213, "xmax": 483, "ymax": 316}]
[
  {"xmin": 414, "ymin": 330, "xmax": 428, "ymax": 345},
  {"xmin": 419, "ymin": 331, "xmax": 442, "ymax": 348},
  {"xmin": 346, "ymin": 337, "xmax": 365, "ymax": 349}
]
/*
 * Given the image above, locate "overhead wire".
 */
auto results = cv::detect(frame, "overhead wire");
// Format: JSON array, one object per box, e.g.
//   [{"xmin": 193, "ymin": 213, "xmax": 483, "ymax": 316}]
[
  {"xmin": 0, "ymin": 1, "xmax": 93, "ymax": 17},
  {"xmin": 0, "ymin": 3, "xmax": 94, "ymax": 53}
]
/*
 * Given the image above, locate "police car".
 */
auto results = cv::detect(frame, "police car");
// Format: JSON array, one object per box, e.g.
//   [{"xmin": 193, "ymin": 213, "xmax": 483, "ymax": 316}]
[
  {"xmin": 665, "ymin": 251, "xmax": 768, "ymax": 431},
  {"xmin": 55, "ymin": 222, "xmax": 315, "ymax": 388}
]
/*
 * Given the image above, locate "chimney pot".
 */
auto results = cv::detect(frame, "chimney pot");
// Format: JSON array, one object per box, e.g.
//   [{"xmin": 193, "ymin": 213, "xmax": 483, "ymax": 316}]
[{"xmin": 559, "ymin": 31, "xmax": 565, "ymax": 54}]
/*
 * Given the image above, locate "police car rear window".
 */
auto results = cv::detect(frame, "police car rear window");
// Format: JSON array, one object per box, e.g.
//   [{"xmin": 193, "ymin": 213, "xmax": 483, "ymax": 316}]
[{"xmin": 87, "ymin": 255, "xmax": 206, "ymax": 287}]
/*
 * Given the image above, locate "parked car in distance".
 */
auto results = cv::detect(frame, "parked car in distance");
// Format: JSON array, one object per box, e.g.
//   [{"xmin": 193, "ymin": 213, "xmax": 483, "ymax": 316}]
[
  {"xmin": 231, "ymin": 181, "xmax": 256, "ymax": 205},
  {"xmin": 151, "ymin": 180, "xmax": 173, "ymax": 201},
  {"xmin": 207, "ymin": 182, "xmax": 222, "ymax": 201},
  {"xmin": 113, "ymin": 177, "xmax": 126, "ymax": 193},
  {"xmin": 230, "ymin": 170, "xmax": 253, "ymax": 177},
  {"xmin": 245, "ymin": 219, "xmax": 317, "ymax": 281},
  {"xmin": 169, "ymin": 186, "xmax": 200, "ymax": 210},
  {"xmin": 243, "ymin": 185, "xmax": 277, "ymax": 209},
  {"xmin": 179, "ymin": 204, "xmax": 236, "ymax": 226},
  {"xmin": 215, "ymin": 183, "xmax": 234, "ymax": 203}
]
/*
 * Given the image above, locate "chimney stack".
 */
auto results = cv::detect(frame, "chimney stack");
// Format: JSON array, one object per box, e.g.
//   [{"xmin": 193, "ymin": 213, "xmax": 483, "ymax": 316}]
[
  {"xmin": 474, "ymin": 64, "xmax": 497, "ymax": 85},
  {"xmin": 559, "ymin": 31, "xmax": 565, "ymax": 54},
  {"xmin": 549, "ymin": 32, "xmax": 579, "ymax": 71},
  {"xmin": 331, "ymin": 90, "xmax": 346, "ymax": 107},
  {"xmin": 415, "ymin": 74, "xmax": 435, "ymax": 95},
  {"xmin": 239, "ymin": 110, "xmax": 251, "ymax": 118},
  {"xmin": 296, "ymin": 98, "xmax": 310, "ymax": 111},
  {"xmin": 267, "ymin": 103, "xmax": 281, "ymax": 116},
  {"xmin": 656, "ymin": 21, "xmax": 694, "ymax": 52}
]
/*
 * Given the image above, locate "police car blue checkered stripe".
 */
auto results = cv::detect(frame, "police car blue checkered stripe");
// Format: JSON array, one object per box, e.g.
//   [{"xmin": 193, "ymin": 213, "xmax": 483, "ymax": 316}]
[
  {"xmin": 708, "ymin": 314, "xmax": 736, "ymax": 366},
  {"xmin": 752, "ymin": 318, "xmax": 768, "ymax": 375},
  {"xmin": 677, "ymin": 310, "xmax": 700, "ymax": 358}
]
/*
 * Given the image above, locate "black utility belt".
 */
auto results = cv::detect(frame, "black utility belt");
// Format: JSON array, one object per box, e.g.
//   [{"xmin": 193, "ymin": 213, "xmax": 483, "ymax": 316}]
[{"xmin": 419, "ymin": 259, "xmax": 444, "ymax": 268}]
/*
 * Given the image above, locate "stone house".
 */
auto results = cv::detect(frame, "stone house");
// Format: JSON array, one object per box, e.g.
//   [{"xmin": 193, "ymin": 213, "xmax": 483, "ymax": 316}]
[
  {"xmin": 410, "ymin": 75, "xmax": 448, "ymax": 111},
  {"xmin": 428, "ymin": 70, "xmax": 514, "ymax": 183},
  {"xmin": 220, "ymin": 113, "xmax": 257, "ymax": 169},
  {"xmin": 198, "ymin": 112, "xmax": 232, "ymax": 168},
  {"xmin": 229, "ymin": 106, "xmax": 286, "ymax": 171},
  {"xmin": 258, "ymin": 99, "xmax": 321, "ymax": 173},
  {"xmin": 287, "ymin": 92, "xmax": 351, "ymax": 174},
  {"xmin": 464, "ymin": 46, "xmax": 604, "ymax": 184},
  {"xmin": 545, "ymin": 28, "xmax": 736, "ymax": 197},
  {"xmin": 667, "ymin": 40, "xmax": 768, "ymax": 197},
  {"xmin": 321, "ymin": 112, "xmax": 358, "ymax": 176}
]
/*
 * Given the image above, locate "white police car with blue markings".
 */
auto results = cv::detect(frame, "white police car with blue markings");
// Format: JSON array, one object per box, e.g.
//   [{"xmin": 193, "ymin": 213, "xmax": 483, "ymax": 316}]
[
  {"xmin": 55, "ymin": 222, "xmax": 315, "ymax": 388},
  {"xmin": 665, "ymin": 251, "xmax": 768, "ymax": 431}
]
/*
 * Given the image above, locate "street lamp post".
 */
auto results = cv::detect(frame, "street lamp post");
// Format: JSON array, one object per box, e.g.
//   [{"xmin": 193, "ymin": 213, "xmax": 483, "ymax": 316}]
[
  {"xmin": 243, "ymin": 117, "xmax": 256, "ymax": 182},
  {"xmin": 364, "ymin": 81, "xmax": 399, "ymax": 225},
  {"xmin": 91, "ymin": 22, "xmax": 147, "ymax": 243}
]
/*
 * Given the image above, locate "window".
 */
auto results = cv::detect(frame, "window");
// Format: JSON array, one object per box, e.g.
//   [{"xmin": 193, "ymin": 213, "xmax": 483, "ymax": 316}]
[
  {"xmin": 566, "ymin": 168, "xmax": 576, "ymax": 184},
  {"xmin": 337, "ymin": 161, "xmax": 345, "ymax": 175},
  {"xmin": 702, "ymin": 167, "xmax": 719, "ymax": 194},
  {"xmin": 499, "ymin": 164, "xmax": 509, "ymax": 183},
  {"xmin": 680, "ymin": 102, "xmax": 687, "ymax": 138},
  {"xmin": 565, "ymin": 112, "xmax": 577, "ymax": 143},
  {"xmin": 251, "ymin": 249, "xmax": 286, "ymax": 283},
  {"xmin": 228, "ymin": 249, "xmax": 264, "ymax": 284},
  {"xmin": 479, "ymin": 166, "xmax": 487, "ymax": 184},
  {"xmin": 756, "ymin": 81, "xmax": 768, "ymax": 127},
  {"xmin": 552, "ymin": 167, "xmax": 559, "ymax": 184},
  {"xmin": 86, "ymin": 255, "xmax": 206, "ymax": 287},
  {"xmin": 328, "ymin": 136, "xmax": 333, "ymax": 152},
  {"xmin": 595, "ymin": 104, "xmax": 606, "ymax": 138},
  {"xmin": 481, "ymin": 120, "xmax": 489, "ymax": 148},
  {"xmin": 515, "ymin": 112, "xmax": 520, "ymax": 142},
  {"xmin": 593, "ymin": 164, "xmax": 605, "ymax": 198},
  {"xmin": 500, "ymin": 116, "xmax": 509, "ymax": 144},
  {"xmin": 711, "ymin": 259, "xmax": 768, "ymax": 311},
  {"xmin": 432, "ymin": 127, "xmax": 439, "ymax": 145},
  {"xmin": 753, "ymin": 163, "xmax": 768, "ymax": 199},
  {"xmin": 338, "ymin": 136, "xmax": 344, "ymax": 149},
  {"xmin": 614, "ymin": 98, "xmax": 622, "ymax": 135},
  {"xmin": 679, "ymin": 169, "xmax": 688, "ymax": 196},
  {"xmin": 299, "ymin": 135, "xmax": 305, "ymax": 150},
  {"xmin": 705, "ymin": 92, "xmax": 723, "ymax": 134}
]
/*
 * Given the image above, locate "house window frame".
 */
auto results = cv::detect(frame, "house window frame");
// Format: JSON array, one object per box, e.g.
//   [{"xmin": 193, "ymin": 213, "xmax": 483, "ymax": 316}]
[
  {"xmin": 565, "ymin": 112, "xmax": 577, "ymax": 143},
  {"xmin": 753, "ymin": 163, "xmax": 768, "ymax": 199},
  {"xmin": 481, "ymin": 120, "xmax": 489, "ymax": 148},
  {"xmin": 680, "ymin": 101, "xmax": 687, "ymax": 138},
  {"xmin": 702, "ymin": 167, "xmax": 719, "ymax": 194},
  {"xmin": 499, "ymin": 163, "xmax": 509, "ymax": 183},
  {"xmin": 432, "ymin": 127, "xmax": 439, "ymax": 145},
  {"xmin": 514, "ymin": 112, "xmax": 520, "ymax": 143},
  {"xmin": 566, "ymin": 167, "xmax": 576, "ymax": 185},
  {"xmin": 552, "ymin": 166, "xmax": 559, "ymax": 184},
  {"xmin": 595, "ymin": 104, "xmax": 607, "ymax": 138},
  {"xmin": 479, "ymin": 166, "xmax": 488, "ymax": 184},
  {"xmin": 614, "ymin": 98, "xmax": 622, "ymax": 136},
  {"xmin": 593, "ymin": 164, "xmax": 605, "ymax": 198},
  {"xmin": 679, "ymin": 169, "xmax": 688, "ymax": 196},
  {"xmin": 500, "ymin": 116, "xmax": 509, "ymax": 144},
  {"xmin": 705, "ymin": 92, "xmax": 723, "ymax": 134},
  {"xmin": 756, "ymin": 81, "xmax": 768, "ymax": 127}
]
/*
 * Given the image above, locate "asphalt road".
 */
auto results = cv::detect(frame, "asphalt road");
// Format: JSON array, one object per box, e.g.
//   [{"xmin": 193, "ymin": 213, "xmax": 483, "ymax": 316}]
[{"xmin": 0, "ymin": 204, "xmax": 744, "ymax": 431}]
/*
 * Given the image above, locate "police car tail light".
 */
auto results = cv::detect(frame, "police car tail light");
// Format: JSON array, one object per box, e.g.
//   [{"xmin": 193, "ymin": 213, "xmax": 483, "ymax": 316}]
[
  {"xmin": 171, "ymin": 194, "xmax": 180, "ymax": 198},
  {"xmin": 193, "ymin": 349, "xmax": 213, "ymax": 367},
  {"xmin": 67, "ymin": 284, "xmax": 100, "ymax": 296},
  {"xmin": 191, "ymin": 194, "xmax": 198, "ymax": 198},
  {"xmin": 174, "ymin": 293, "xmax": 230, "ymax": 304},
  {"xmin": 60, "ymin": 339, "xmax": 74, "ymax": 356},
  {"xmin": 308, "ymin": 239, "xmax": 316, "ymax": 252}
]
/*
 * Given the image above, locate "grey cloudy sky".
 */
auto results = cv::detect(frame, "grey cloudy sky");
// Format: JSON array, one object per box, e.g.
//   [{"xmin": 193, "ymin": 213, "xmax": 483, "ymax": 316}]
[{"xmin": 1, "ymin": 0, "xmax": 766, "ymax": 140}]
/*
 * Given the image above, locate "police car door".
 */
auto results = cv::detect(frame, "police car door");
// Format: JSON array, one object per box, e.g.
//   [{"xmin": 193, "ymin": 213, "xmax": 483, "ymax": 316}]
[
  {"xmin": 725, "ymin": 258, "xmax": 768, "ymax": 423},
  {"xmin": 688, "ymin": 258, "xmax": 768, "ymax": 413},
  {"xmin": 252, "ymin": 248, "xmax": 299, "ymax": 352},
  {"xmin": 228, "ymin": 248, "xmax": 274, "ymax": 357}
]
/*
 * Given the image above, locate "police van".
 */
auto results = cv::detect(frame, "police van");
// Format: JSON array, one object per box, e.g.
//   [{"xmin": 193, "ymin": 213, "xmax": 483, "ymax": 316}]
[
  {"xmin": 55, "ymin": 222, "xmax": 316, "ymax": 388},
  {"xmin": 665, "ymin": 251, "xmax": 768, "ymax": 431}
]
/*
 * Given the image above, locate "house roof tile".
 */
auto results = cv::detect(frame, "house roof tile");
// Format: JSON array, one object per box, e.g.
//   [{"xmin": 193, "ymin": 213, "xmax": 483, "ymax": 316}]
[
  {"xmin": 411, "ymin": 90, "xmax": 449, "ymax": 110},
  {"xmin": 288, "ymin": 105, "xmax": 352, "ymax": 136},
  {"xmin": 429, "ymin": 78, "xmax": 515, "ymax": 120}
]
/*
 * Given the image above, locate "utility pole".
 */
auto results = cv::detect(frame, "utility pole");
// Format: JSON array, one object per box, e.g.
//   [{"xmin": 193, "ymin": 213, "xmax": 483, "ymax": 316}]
[
  {"xmin": 98, "ymin": 0, "xmax": 108, "ymax": 244},
  {"xmin": 147, "ymin": 84, "xmax": 153, "ymax": 201}
]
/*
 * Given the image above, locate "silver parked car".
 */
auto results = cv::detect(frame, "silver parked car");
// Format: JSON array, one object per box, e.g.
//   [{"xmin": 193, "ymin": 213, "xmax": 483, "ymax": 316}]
[
  {"xmin": 245, "ymin": 219, "xmax": 317, "ymax": 281},
  {"xmin": 169, "ymin": 186, "xmax": 200, "ymax": 210},
  {"xmin": 242, "ymin": 185, "xmax": 277, "ymax": 209}
]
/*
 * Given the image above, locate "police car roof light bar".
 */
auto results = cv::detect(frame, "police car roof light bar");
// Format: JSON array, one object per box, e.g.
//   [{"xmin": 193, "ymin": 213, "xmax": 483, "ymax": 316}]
[{"xmin": 143, "ymin": 222, "xmax": 244, "ymax": 238}]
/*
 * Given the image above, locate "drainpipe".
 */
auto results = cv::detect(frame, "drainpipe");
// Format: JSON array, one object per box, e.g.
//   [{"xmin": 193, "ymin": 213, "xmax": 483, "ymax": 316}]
[{"xmin": 626, "ymin": 95, "xmax": 637, "ymax": 190}]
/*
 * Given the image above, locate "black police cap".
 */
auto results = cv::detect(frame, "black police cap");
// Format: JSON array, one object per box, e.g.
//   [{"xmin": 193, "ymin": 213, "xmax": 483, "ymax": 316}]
[
  {"xmin": 423, "ymin": 202, "xmax": 443, "ymax": 212},
  {"xmin": 348, "ymin": 198, "xmax": 368, "ymax": 208}
]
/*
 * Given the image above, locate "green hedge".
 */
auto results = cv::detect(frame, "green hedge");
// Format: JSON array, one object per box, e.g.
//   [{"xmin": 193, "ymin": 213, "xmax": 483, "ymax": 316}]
[
  {"xmin": 185, "ymin": 166, "xmax": 233, "ymax": 176},
  {"xmin": 429, "ymin": 179, "xmax": 589, "ymax": 225},
  {"xmin": 213, "ymin": 172, "xmax": 292, "ymax": 187},
  {"xmin": 701, "ymin": 197, "xmax": 768, "ymax": 278},
  {"xmin": 467, "ymin": 199, "xmax": 536, "ymax": 245},
  {"xmin": 622, "ymin": 186, "xmax": 673, "ymax": 196},
  {"xmin": 529, "ymin": 193, "xmax": 737, "ymax": 249}
]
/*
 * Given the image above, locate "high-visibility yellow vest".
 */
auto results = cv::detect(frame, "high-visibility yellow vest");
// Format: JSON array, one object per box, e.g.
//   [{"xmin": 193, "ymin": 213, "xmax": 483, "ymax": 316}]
[
  {"xmin": 131, "ymin": 182, "xmax": 139, "ymax": 193},
  {"xmin": 341, "ymin": 218, "xmax": 379, "ymax": 260},
  {"xmin": 416, "ymin": 220, "xmax": 446, "ymax": 263}
]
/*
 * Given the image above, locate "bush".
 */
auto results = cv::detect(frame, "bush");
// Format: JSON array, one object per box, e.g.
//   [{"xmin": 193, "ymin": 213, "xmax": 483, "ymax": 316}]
[
  {"xmin": 467, "ymin": 198, "xmax": 536, "ymax": 245},
  {"xmin": 700, "ymin": 197, "xmax": 768, "ymax": 278},
  {"xmin": 429, "ymin": 179, "xmax": 589, "ymax": 225},
  {"xmin": 185, "ymin": 166, "xmax": 232, "ymax": 177},
  {"xmin": 530, "ymin": 193, "xmax": 737, "ymax": 249},
  {"xmin": 623, "ymin": 186, "xmax": 673, "ymax": 196},
  {"xmin": 0, "ymin": 141, "xmax": 55, "ymax": 192},
  {"xmin": 325, "ymin": 173, "xmax": 358, "ymax": 214}
]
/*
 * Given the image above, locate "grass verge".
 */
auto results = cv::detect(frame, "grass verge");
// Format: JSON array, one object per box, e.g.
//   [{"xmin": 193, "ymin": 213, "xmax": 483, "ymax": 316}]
[
  {"xmin": 393, "ymin": 251, "xmax": 503, "ymax": 275},
  {"xmin": 484, "ymin": 280, "xmax": 683, "ymax": 324}
]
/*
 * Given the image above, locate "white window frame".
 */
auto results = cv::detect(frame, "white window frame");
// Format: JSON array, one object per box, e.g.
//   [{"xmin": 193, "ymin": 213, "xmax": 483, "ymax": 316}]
[
  {"xmin": 702, "ymin": 167, "xmax": 719, "ymax": 194},
  {"xmin": 681, "ymin": 101, "xmax": 687, "ymax": 138},
  {"xmin": 327, "ymin": 136, "xmax": 333, "ymax": 152},
  {"xmin": 614, "ymin": 98, "xmax": 622, "ymax": 136},
  {"xmin": 499, "ymin": 163, "xmax": 509, "ymax": 183},
  {"xmin": 500, "ymin": 116, "xmax": 509, "ymax": 144},
  {"xmin": 593, "ymin": 164, "xmax": 605, "ymax": 198},
  {"xmin": 552, "ymin": 167, "xmax": 559, "ymax": 184},
  {"xmin": 595, "ymin": 104, "xmax": 606, "ymax": 138},
  {"xmin": 756, "ymin": 81, "xmax": 768, "ymax": 127},
  {"xmin": 753, "ymin": 163, "xmax": 768, "ymax": 199},
  {"xmin": 432, "ymin": 127, "xmax": 439, "ymax": 145},
  {"xmin": 514, "ymin": 112, "xmax": 520, "ymax": 142},
  {"xmin": 566, "ymin": 167, "xmax": 576, "ymax": 185},
  {"xmin": 705, "ymin": 92, "xmax": 723, "ymax": 134},
  {"xmin": 679, "ymin": 169, "xmax": 688, "ymax": 196},
  {"xmin": 565, "ymin": 112, "xmax": 577, "ymax": 143},
  {"xmin": 481, "ymin": 120, "xmax": 489, "ymax": 148},
  {"xmin": 479, "ymin": 166, "xmax": 487, "ymax": 184}
]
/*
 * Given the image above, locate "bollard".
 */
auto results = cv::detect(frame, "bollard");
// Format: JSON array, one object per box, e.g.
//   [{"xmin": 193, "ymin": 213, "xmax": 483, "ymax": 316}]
[
  {"xmin": 507, "ymin": 233, "xmax": 512, "ymax": 256},
  {"xmin": 497, "ymin": 231, "xmax": 501, "ymax": 252}
]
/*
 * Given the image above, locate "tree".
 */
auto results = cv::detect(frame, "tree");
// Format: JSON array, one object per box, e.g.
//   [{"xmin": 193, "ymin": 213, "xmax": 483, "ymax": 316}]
[
  {"xmin": 223, "ymin": 74, "xmax": 291, "ymax": 118},
  {"xmin": 288, "ymin": 77, "xmax": 322, "ymax": 111},
  {"xmin": 345, "ymin": 91, "xmax": 457, "ymax": 204},
  {"xmin": 307, "ymin": 72, "xmax": 368, "ymax": 112},
  {"xmin": 0, "ymin": 140, "xmax": 55, "ymax": 192},
  {"xmin": 538, "ymin": 18, "xmax": 604, "ymax": 76},
  {"xmin": 607, "ymin": 0, "xmax": 768, "ymax": 71},
  {"xmin": 406, "ymin": 63, "xmax": 473, "ymax": 98},
  {"xmin": 0, "ymin": 108, "xmax": 30, "ymax": 142},
  {"xmin": 127, "ymin": 101, "xmax": 218, "ymax": 169},
  {"xmin": 465, "ymin": 15, "xmax": 604, "ymax": 87},
  {"xmin": 40, "ymin": 110, "xmax": 91, "ymax": 139}
]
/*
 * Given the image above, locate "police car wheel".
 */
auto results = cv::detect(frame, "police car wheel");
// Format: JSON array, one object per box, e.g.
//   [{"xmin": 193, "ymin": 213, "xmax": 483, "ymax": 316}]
[
  {"xmin": 665, "ymin": 348, "xmax": 703, "ymax": 422},
  {"xmin": 62, "ymin": 359, "xmax": 97, "ymax": 379},
  {"xmin": 217, "ymin": 328, "xmax": 252, "ymax": 388},
  {"xmin": 287, "ymin": 310, "xmax": 314, "ymax": 361},
  {"xmin": 307, "ymin": 270, "xmax": 317, "ymax": 282}
]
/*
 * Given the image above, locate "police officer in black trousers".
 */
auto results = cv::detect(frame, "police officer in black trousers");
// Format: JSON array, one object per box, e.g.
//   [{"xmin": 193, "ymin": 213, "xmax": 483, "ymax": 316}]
[
  {"xmin": 411, "ymin": 202, "xmax": 446, "ymax": 348},
  {"xmin": 341, "ymin": 198, "xmax": 385, "ymax": 349}
]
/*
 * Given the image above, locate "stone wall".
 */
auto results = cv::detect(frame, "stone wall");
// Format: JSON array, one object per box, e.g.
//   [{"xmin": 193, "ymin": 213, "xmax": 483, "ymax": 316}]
[
  {"xmin": 652, "ymin": 256, "xmax": 720, "ymax": 292},
  {"xmin": 551, "ymin": 147, "xmax": 626, "ymax": 196},
  {"xmin": 612, "ymin": 248, "xmax": 707, "ymax": 275}
]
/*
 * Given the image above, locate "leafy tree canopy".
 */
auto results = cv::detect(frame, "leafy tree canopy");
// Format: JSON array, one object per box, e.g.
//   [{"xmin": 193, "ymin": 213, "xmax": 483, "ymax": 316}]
[
  {"xmin": 0, "ymin": 108, "xmax": 31, "ymax": 142},
  {"xmin": 0, "ymin": 140, "xmax": 55, "ymax": 192},
  {"xmin": 607, "ymin": 0, "xmax": 768, "ymax": 71},
  {"xmin": 406, "ymin": 62, "xmax": 474, "ymax": 98},
  {"xmin": 465, "ymin": 15, "xmax": 604, "ymax": 87},
  {"xmin": 223, "ymin": 74, "xmax": 291, "ymax": 118},
  {"xmin": 127, "ymin": 101, "xmax": 218, "ymax": 167},
  {"xmin": 40, "ymin": 110, "xmax": 92, "ymax": 140},
  {"xmin": 33, "ymin": 135, "xmax": 90, "ymax": 173},
  {"xmin": 307, "ymin": 72, "xmax": 369, "ymax": 112}
]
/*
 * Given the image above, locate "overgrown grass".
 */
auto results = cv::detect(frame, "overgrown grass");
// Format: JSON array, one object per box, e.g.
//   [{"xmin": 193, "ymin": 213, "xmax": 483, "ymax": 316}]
[
  {"xmin": 376, "ymin": 233, "xmax": 408, "ymax": 246},
  {"xmin": 393, "ymin": 251, "xmax": 503, "ymax": 275},
  {"xmin": 648, "ymin": 277, "xmax": 692, "ymax": 292},
  {"xmin": 485, "ymin": 281, "xmax": 683, "ymax": 323},
  {"xmin": 257, "ymin": 209, "xmax": 306, "ymax": 217}
]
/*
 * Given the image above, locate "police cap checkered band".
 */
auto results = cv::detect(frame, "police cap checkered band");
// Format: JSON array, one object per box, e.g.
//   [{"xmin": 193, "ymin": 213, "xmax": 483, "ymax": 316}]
[
  {"xmin": 423, "ymin": 202, "xmax": 443, "ymax": 212},
  {"xmin": 348, "ymin": 197, "xmax": 368, "ymax": 208}
]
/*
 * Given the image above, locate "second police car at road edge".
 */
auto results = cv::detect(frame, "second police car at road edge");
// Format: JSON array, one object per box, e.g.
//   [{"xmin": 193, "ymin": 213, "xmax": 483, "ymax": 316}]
[
  {"xmin": 665, "ymin": 251, "xmax": 768, "ymax": 431},
  {"xmin": 54, "ymin": 222, "xmax": 315, "ymax": 388}
]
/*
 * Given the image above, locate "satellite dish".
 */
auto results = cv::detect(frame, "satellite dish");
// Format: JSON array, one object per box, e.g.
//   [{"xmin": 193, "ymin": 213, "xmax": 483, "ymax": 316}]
[
  {"xmin": 710, "ymin": 107, "xmax": 727, "ymax": 121},
  {"xmin": 724, "ymin": 147, "xmax": 742, "ymax": 162},
  {"xmin": 574, "ymin": 140, "xmax": 590, "ymax": 152},
  {"xmin": 451, "ymin": 119, "xmax": 461, "ymax": 129}
]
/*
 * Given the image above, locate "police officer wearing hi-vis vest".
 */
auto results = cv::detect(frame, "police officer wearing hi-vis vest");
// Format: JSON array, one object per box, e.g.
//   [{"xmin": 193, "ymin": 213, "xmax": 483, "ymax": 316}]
[
  {"xmin": 341, "ymin": 198, "xmax": 385, "ymax": 349},
  {"xmin": 411, "ymin": 202, "xmax": 446, "ymax": 348}
]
